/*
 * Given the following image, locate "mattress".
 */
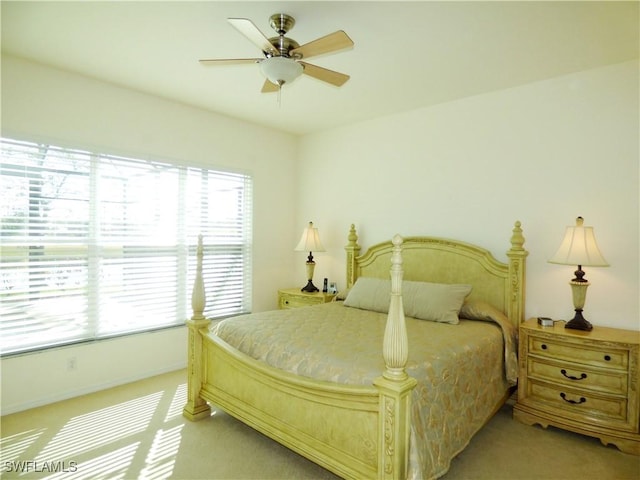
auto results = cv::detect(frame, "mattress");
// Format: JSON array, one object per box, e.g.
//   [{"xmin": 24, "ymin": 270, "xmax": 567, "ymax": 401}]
[{"xmin": 210, "ymin": 301, "xmax": 517, "ymax": 479}]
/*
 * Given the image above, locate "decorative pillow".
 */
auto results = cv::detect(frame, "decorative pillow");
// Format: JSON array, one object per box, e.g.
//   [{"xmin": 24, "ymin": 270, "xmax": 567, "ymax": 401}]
[
  {"xmin": 344, "ymin": 277, "xmax": 472, "ymax": 324},
  {"xmin": 403, "ymin": 280, "xmax": 472, "ymax": 324},
  {"xmin": 342, "ymin": 277, "xmax": 391, "ymax": 313}
]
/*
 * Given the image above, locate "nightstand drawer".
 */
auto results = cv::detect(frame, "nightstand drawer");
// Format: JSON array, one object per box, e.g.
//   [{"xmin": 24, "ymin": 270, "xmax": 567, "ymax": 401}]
[
  {"xmin": 527, "ymin": 380, "xmax": 631, "ymax": 429},
  {"xmin": 279, "ymin": 294, "xmax": 323, "ymax": 309},
  {"xmin": 528, "ymin": 357, "xmax": 628, "ymax": 395},
  {"xmin": 529, "ymin": 337, "xmax": 629, "ymax": 370}
]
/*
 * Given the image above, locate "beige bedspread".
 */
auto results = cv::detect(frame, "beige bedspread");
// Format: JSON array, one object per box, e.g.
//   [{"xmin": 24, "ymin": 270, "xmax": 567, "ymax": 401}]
[{"xmin": 210, "ymin": 301, "xmax": 517, "ymax": 479}]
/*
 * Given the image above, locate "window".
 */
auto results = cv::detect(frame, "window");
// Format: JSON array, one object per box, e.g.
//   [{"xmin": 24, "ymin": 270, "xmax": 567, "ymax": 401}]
[{"xmin": 0, "ymin": 138, "xmax": 252, "ymax": 355}]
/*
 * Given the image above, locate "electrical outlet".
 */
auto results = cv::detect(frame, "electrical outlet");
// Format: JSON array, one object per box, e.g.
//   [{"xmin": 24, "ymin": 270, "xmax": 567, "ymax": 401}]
[{"xmin": 67, "ymin": 357, "xmax": 77, "ymax": 371}]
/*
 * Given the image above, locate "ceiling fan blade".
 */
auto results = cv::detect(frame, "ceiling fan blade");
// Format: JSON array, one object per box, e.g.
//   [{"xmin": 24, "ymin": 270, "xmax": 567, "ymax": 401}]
[
  {"xmin": 228, "ymin": 18, "xmax": 278, "ymax": 56},
  {"xmin": 199, "ymin": 58, "xmax": 260, "ymax": 66},
  {"xmin": 300, "ymin": 62, "xmax": 350, "ymax": 87},
  {"xmin": 261, "ymin": 79, "xmax": 280, "ymax": 93},
  {"xmin": 290, "ymin": 31, "xmax": 353, "ymax": 60}
]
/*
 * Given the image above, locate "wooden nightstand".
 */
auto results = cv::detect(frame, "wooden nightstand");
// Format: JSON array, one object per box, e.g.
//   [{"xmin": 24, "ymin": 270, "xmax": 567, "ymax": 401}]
[
  {"xmin": 514, "ymin": 318, "xmax": 640, "ymax": 455},
  {"xmin": 278, "ymin": 288, "xmax": 336, "ymax": 309}
]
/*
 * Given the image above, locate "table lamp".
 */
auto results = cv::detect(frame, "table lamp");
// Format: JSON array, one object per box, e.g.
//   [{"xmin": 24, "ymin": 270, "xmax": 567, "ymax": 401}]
[
  {"xmin": 548, "ymin": 216, "xmax": 609, "ymax": 331},
  {"xmin": 295, "ymin": 221, "xmax": 325, "ymax": 293}
]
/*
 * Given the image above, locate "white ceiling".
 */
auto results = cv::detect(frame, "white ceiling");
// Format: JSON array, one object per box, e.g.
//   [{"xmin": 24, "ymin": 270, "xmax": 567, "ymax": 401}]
[{"xmin": 2, "ymin": 1, "xmax": 638, "ymax": 136}]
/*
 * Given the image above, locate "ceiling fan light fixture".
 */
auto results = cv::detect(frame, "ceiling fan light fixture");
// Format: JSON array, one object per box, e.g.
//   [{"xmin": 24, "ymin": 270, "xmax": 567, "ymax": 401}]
[{"xmin": 260, "ymin": 56, "xmax": 303, "ymax": 86}]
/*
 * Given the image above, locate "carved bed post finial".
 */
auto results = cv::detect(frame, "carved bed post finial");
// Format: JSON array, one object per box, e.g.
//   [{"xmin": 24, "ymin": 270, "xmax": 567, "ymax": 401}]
[
  {"xmin": 510, "ymin": 221, "xmax": 525, "ymax": 251},
  {"xmin": 345, "ymin": 224, "xmax": 361, "ymax": 289},
  {"xmin": 374, "ymin": 234, "xmax": 416, "ymax": 480},
  {"xmin": 183, "ymin": 234, "xmax": 212, "ymax": 421},
  {"xmin": 383, "ymin": 234, "xmax": 409, "ymax": 381},
  {"xmin": 506, "ymin": 221, "xmax": 528, "ymax": 325},
  {"xmin": 191, "ymin": 234, "xmax": 206, "ymax": 320}
]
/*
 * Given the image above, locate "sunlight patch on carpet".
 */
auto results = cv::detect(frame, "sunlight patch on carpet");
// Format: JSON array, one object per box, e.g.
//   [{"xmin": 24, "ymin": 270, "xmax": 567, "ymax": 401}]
[
  {"xmin": 34, "ymin": 392, "xmax": 162, "ymax": 462},
  {"xmin": 0, "ymin": 428, "xmax": 47, "ymax": 464},
  {"xmin": 164, "ymin": 383, "xmax": 187, "ymax": 422}
]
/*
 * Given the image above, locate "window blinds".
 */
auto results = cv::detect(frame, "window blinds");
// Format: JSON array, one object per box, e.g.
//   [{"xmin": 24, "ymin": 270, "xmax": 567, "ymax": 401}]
[{"xmin": 0, "ymin": 138, "xmax": 252, "ymax": 355}]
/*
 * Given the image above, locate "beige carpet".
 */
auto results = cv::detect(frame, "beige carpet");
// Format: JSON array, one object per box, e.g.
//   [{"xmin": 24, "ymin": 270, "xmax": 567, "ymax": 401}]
[{"xmin": 1, "ymin": 369, "xmax": 638, "ymax": 479}]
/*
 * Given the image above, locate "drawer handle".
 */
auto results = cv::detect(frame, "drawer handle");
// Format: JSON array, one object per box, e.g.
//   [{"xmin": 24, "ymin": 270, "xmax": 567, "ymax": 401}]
[
  {"xmin": 604, "ymin": 355, "xmax": 611, "ymax": 361},
  {"xmin": 560, "ymin": 393, "xmax": 586, "ymax": 405},
  {"xmin": 560, "ymin": 369, "xmax": 587, "ymax": 381}
]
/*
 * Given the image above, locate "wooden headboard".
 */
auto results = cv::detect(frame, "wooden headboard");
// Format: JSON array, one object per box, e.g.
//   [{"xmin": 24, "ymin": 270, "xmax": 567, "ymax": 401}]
[{"xmin": 344, "ymin": 222, "xmax": 528, "ymax": 326}]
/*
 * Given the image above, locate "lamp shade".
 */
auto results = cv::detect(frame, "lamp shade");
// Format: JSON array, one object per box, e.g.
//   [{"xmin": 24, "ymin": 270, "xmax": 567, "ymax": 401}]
[
  {"xmin": 260, "ymin": 56, "xmax": 303, "ymax": 86},
  {"xmin": 548, "ymin": 217, "xmax": 609, "ymax": 267},
  {"xmin": 295, "ymin": 222, "xmax": 325, "ymax": 252}
]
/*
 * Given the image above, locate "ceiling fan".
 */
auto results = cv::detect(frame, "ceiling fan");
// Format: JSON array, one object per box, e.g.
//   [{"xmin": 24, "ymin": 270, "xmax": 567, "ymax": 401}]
[{"xmin": 199, "ymin": 13, "xmax": 354, "ymax": 93}]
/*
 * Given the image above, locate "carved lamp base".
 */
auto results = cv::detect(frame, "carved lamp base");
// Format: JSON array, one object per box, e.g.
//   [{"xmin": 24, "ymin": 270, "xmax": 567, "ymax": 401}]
[{"xmin": 300, "ymin": 259, "xmax": 319, "ymax": 292}]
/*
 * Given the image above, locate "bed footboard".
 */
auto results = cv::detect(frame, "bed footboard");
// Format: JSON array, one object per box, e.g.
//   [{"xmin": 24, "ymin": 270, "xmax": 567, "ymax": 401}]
[
  {"xmin": 183, "ymin": 229, "xmax": 417, "ymax": 479},
  {"xmin": 202, "ymin": 334, "xmax": 382, "ymax": 478}
]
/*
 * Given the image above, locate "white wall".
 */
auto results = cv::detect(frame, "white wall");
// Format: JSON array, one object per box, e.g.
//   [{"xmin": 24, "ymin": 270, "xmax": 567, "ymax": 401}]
[
  {"xmin": 1, "ymin": 55, "xmax": 300, "ymax": 413},
  {"xmin": 1, "ymin": 328, "xmax": 187, "ymax": 414},
  {"xmin": 2, "ymin": 55, "xmax": 638, "ymax": 414},
  {"xmin": 297, "ymin": 60, "xmax": 639, "ymax": 332}
]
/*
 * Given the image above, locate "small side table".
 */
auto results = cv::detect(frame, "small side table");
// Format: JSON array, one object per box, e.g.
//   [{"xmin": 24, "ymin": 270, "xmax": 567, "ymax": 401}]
[{"xmin": 513, "ymin": 317, "xmax": 640, "ymax": 455}]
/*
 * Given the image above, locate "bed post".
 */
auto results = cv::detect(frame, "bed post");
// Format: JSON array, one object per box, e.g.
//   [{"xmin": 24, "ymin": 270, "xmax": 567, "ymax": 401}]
[
  {"xmin": 345, "ymin": 224, "xmax": 361, "ymax": 289},
  {"xmin": 374, "ymin": 234, "xmax": 417, "ymax": 480},
  {"xmin": 506, "ymin": 221, "xmax": 528, "ymax": 325},
  {"xmin": 183, "ymin": 234, "xmax": 212, "ymax": 421}
]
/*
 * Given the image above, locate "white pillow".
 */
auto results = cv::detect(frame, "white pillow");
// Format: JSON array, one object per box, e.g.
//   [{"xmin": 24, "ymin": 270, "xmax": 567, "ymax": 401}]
[{"xmin": 344, "ymin": 277, "xmax": 472, "ymax": 324}]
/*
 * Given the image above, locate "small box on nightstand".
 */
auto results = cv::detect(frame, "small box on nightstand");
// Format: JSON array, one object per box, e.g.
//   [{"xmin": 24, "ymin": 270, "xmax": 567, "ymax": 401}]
[{"xmin": 537, "ymin": 316, "xmax": 554, "ymax": 327}]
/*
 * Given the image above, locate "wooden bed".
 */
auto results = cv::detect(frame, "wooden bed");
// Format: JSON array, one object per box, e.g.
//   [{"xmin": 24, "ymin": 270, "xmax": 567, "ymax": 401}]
[{"xmin": 183, "ymin": 222, "xmax": 528, "ymax": 479}]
